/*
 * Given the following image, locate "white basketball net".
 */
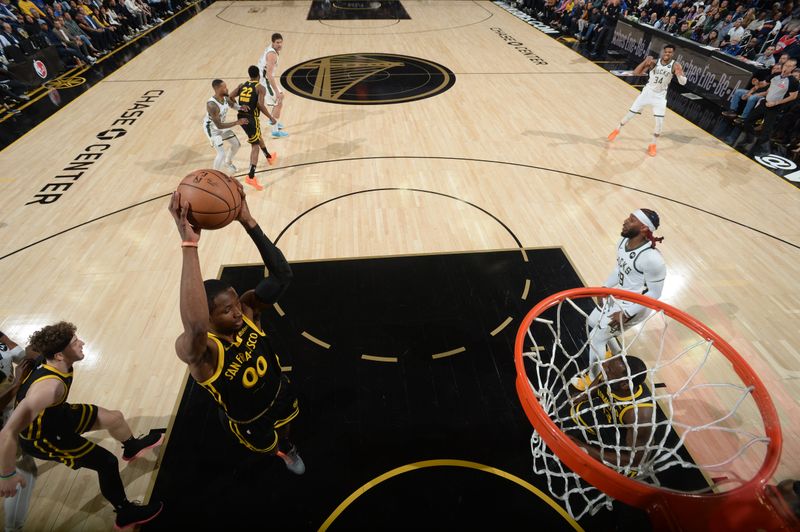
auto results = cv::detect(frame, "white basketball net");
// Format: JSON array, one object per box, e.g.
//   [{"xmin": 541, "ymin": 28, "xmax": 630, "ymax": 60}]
[{"xmin": 521, "ymin": 294, "xmax": 771, "ymax": 521}]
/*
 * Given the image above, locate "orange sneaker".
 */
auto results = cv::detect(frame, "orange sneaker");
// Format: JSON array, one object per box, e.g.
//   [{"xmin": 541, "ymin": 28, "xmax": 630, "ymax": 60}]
[
  {"xmin": 245, "ymin": 176, "xmax": 264, "ymax": 191},
  {"xmin": 647, "ymin": 144, "xmax": 657, "ymax": 157},
  {"xmin": 607, "ymin": 128, "xmax": 620, "ymax": 141},
  {"xmin": 267, "ymin": 151, "xmax": 278, "ymax": 166}
]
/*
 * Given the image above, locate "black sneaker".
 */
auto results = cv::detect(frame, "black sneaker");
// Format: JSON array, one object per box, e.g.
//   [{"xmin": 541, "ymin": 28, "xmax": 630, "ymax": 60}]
[
  {"xmin": 122, "ymin": 431, "xmax": 164, "ymax": 462},
  {"xmin": 114, "ymin": 500, "xmax": 163, "ymax": 530}
]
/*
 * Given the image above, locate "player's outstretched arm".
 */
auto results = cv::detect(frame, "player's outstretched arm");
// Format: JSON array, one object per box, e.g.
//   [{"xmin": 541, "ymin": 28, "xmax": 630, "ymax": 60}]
[
  {"xmin": 168, "ymin": 192, "xmax": 210, "ymax": 371},
  {"xmin": 0, "ymin": 378, "xmax": 63, "ymax": 497},
  {"xmin": 230, "ymin": 181, "xmax": 293, "ymax": 321}
]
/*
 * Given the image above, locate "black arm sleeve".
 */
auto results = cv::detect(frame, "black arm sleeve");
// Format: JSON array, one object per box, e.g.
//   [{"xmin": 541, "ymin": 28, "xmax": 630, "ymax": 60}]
[{"xmin": 246, "ymin": 224, "xmax": 293, "ymax": 303}]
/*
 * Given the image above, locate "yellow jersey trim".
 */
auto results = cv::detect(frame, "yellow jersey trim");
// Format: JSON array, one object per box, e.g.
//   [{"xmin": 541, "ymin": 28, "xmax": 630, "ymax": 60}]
[
  {"xmin": 242, "ymin": 314, "xmax": 266, "ymax": 336},
  {"xmin": 198, "ymin": 336, "xmax": 226, "ymax": 386},
  {"xmin": 41, "ymin": 364, "xmax": 73, "ymax": 379}
]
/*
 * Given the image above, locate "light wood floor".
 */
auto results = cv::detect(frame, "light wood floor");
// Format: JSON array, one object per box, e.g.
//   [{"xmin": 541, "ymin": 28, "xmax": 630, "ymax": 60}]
[{"xmin": 0, "ymin": 1, "xmax": 798, "ymax": 529}]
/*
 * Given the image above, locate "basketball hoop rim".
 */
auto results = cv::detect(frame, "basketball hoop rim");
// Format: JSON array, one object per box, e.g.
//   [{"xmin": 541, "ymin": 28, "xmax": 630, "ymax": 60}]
[{"xmin": 514, "ymin": 287, "xmax": 783, "ymax": 510}]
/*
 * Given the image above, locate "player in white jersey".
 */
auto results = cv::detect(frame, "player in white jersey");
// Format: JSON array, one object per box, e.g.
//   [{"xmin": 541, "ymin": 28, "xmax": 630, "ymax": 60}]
[
  {"xmin": 607, "ymin": 44, "xmax": 688, "ymax": 156},
  {"xmin": 573, "ymin": 209, "xmax": 666, "ymax": 388},
  {"xmin": 203, "ymin": 79, "xmax": 249, "ymax": 174},
  {"xmin": 258, "ymin": 33, "xmax": 288, "ymax": 138},
  {"xmin": 0, "ymin": 332, "xmax": 37, "ymax": 532}
]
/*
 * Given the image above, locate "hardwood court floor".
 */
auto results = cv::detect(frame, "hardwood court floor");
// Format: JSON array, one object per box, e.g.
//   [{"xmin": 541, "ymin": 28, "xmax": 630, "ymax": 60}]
[{"xmin": 0, "ymin": 1, "xmax": 798, "ymax": 529}]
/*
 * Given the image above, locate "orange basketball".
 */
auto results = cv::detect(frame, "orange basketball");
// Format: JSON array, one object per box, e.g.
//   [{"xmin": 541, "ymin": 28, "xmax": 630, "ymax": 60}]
[{"xmin": 176, "ymin": 169, "xmax": 242, "ymax": 229}]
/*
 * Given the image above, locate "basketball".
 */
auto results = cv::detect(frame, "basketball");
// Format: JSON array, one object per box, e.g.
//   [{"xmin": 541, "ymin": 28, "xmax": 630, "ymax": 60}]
[{"xmin": 176, "ymin": 169, "xmax": 242, "ymax": 229}]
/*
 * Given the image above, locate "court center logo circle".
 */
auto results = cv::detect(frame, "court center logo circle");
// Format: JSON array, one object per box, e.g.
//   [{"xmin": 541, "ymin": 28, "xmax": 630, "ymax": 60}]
[{"xmin": 281, "ymin": 53, "xmax": 456, "ymax": 105}]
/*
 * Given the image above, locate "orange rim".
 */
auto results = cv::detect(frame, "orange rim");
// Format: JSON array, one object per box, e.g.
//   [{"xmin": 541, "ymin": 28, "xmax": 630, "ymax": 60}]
[{"xmin": 513, "ymin": 287, "xmax": 782, "ymax": 512}]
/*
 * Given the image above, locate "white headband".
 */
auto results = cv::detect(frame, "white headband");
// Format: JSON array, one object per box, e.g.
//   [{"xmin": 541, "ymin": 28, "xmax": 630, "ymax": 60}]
[{"xmin": 633, "ymin": 209, "xmax": 656, "ymax": 232}]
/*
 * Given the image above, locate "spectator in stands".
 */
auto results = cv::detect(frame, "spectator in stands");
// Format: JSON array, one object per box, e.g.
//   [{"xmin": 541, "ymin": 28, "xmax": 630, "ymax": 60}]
[
  {"xmin": 75, "ymin": 10, "xmax": 112, "ymax": 52},
  {"xmin": 720, "ymin": 17, "xmax": 745, "ymax": 46},
  {"xmin": 703, "ymin": 10, "xmax": 721, "ymax": 33},
  {"xmin": 747, "ymin": 11, "xmax": 767, "ymax": 33},
  {"xmin": 700, "ymin": 28, "xmax": 720, "ymax": 46},
  {"xmin": 645, "ymin": 11, "xmax": 658, "ymax": 24},
  {"xmin": 678, "ymin": 20, "xmax": 693, "ymax": 38},
  {"xmin": 740, "ymin": 7, "xmax": 755, "ymax": 28},
  {"xmin": 15, "ymin": 0, "xmax": 44, "ymax": 21},
  {"xmin": 22, "ymin": 14, "xmax": 45, "ymax": 49},
  {"xmin": 107, "ymin": 0, "xmax": 138, "ymax": 36},
  {"xmin": 39, "ymin": 20, "xmax": 94, "ymax": 67},
  {"xmin": 0, "ymin": 0, "xmax": 20, "ymax": 26},
  {"xmin": 63, "ymin": 11, "xmax": 100, "ymax": 55},
  {"xmin": 775, "ymin": 29, "xmax": 799, "ymax": 56},
  {"xmin": 124, "ymin": 0, "xmax": 148, "ymax": 30},
  {"xmin": 588, "ymin": 0, "xmax": 621, "ymax": 57},
  {"xmin": 52, "ymin": 17, "xmax": 94, "ymax": 61},
  {"xmin": 754, "ymin": 45, "xmax": 777, "ymax": 67},
  {"xmin": 733, "ymin": 58, "xmax": 799, "ymax": 154},
  {"xmin": 0, "ymin": 21, "xmax": 23, "ymax": 58},
  {"xmin": 664, "ymin": 13, "xmax": 680, "ymax": 33},
  {"xmin": 723, "ymin": 71, "xmax": 769, "ymax": 119},
  {"xmin": 715, "ymin": 12, "xmax": 734, "ymax": 38},
  {"xmin": 654, "ymin": 14, "xmax": 669, "ymax": 29}
]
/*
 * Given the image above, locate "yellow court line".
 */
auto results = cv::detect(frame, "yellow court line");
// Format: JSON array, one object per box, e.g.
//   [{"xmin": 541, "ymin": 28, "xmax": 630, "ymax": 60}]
[
  {"xmin": 280, "ymin": 365, "xmax": 292, "ymax": 372},
  {"xmin": 431, "ymin": 346, "xmax": 466, "ymax": 360},
  {"xmin": 318, "ymin": 459, "xmax": 584, "ymax": 532},
  {"xmin": 301, "ymin": 331, "xmax": 331, "ymax": 349},
  {"xmin": 490, "ymin": 316, "xmax": 514, "ymax": 337},
  {"xmin": 520, "ymin": 248, "xmax": 529, "ymax": 262},
  {"xmin": 273, "ymin": 302, "xmax": 285, "ymax": 316},
  {"xmin": 361, "ymin": 354, "xmax": 398, "ymax": 363},
  {"xmin": 522, "ymin": 278, "xmax": 531, "ymax": 300}
]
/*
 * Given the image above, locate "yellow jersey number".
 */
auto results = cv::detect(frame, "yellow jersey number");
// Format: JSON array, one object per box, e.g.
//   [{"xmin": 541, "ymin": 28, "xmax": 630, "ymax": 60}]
[
  {"xmin": 239, "ymin": 86, "xmax": 253, "ymax": 103},
  {"xmin": 242, "ymin": 355, "xmax": 268, "ymax": 388}
]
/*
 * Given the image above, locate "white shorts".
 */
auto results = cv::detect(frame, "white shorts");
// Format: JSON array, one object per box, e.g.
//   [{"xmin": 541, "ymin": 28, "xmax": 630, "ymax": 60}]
[
  {"xmin": 629, "ymin": 88, "xmax": 667, "ymax": 117},
  {"xmin": 204, "ymin": 126, "xmax": 236, "ymax": 147},
  {"xmin": 259, "ymin": 77, "xmax": 280, "ymax": 106},
  {"xmin": 588, "ymin": 301, "xmax": 651, "ymax": 332}
]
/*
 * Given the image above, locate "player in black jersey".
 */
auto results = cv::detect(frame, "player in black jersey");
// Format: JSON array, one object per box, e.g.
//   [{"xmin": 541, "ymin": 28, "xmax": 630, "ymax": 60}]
[
  {"xmin": 0, "ymin": 322, "xmax": 165, "ymax": 530},
  {"xmin": 230, "ymin": 65, "xmax": 278, "ymax": 192},
  {"xmin": 169, "ymin": 179, "xmax": 304, "ymax": 474},
  {"xmin": 567, "ymin": 355, "xmax": 656, "ymax": 471}
]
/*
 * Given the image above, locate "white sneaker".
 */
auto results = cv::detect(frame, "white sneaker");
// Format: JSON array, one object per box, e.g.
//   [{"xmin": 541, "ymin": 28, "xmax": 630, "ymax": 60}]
[{"xmin": 277, "ymin": 446, "xmax": 305, "ymax": 475}]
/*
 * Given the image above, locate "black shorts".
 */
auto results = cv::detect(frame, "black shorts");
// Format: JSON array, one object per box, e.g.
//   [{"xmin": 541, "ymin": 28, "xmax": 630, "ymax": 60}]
[
  {"xmin": 19, "ymin": 403, "xmax": 99, "ymax": 470},
  {"xmin": 221, "ymin": 375, "xmax": 299, "ymax": 453},
  {"xmin": 238, "ymin": 113, "xmax": 261, "ymax": 144}
]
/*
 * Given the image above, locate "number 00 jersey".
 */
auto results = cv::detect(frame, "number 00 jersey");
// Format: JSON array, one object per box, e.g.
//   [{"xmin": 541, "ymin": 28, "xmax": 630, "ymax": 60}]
[{"xmin": 199, "ymin": 314, "xmax": 282, "ymax": 424}]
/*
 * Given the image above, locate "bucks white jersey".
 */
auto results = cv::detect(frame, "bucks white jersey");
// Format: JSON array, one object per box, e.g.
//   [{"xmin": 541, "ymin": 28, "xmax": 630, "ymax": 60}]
[
  {"xmin": 613, "ymin": 238, "xmax": 665, "ymax": 297},
  {"xmin": 203, "ymin": 97, "xmax": 230, "ymax": 137},
  {"xmin": 259, "ymin": 46, "xmax": 278, "ymax": 83},
  {"xmin": 646, "ymin": 59, "xmax": 674, "ymax": 94}
]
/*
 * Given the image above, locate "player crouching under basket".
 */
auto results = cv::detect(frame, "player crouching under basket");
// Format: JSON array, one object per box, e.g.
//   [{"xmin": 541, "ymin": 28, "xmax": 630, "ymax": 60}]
[{"xmin": 566, "ymin": 355, "xmax": 656, "ymax": 476}]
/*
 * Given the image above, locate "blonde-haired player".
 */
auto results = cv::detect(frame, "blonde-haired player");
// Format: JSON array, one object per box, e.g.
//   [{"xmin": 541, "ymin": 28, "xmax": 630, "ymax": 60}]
[
  {"xmin": 258, "ymin": 33, "xmax": 288, "ymax": 139},
  {"xmin": 607, "ymin": 44, "xmax": 687, "ymax": 156}
]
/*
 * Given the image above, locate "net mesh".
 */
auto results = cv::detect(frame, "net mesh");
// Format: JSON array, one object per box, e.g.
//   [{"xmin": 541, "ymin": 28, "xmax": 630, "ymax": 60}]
[{"xmin": 521, "ymin": 293, "xmax": 772, "ymax": 521}]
